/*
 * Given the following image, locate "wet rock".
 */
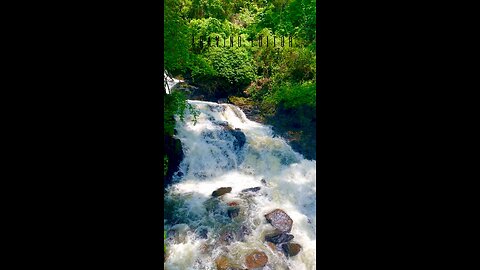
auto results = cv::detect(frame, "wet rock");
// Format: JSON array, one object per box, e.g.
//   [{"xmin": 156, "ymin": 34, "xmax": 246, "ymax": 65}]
[
  {"xmin": 266, "ymin": 242, "xmax": 277, "ymax": 251},
  {"xmin": 204, "ymin": 197, "xmax": 221, "ymax": 212},
  {"xmin": 214, "ymin": 120, "xmax": 229, "ymax": 126},
  {"xmin": 215, "ymin": 255, "xmax": 230, "ymax": 270},
  {"xmin": 215, "ymin": 255, "xmax": 246, "ymax": 270},
  {"xmin": 168, "ymin": 224, "xmax": 190, "ymax": 244},
  {"xmin": 265, "ymin": 209, "xmax": 293, "ymax": 233},
  {"xmin": 281, "ymin": 243, "xmax": 302, "ymax": 257},
  {"xmin": 218, "ymin": 98, "xmax": 229, "ymax": 104},
  {"xmin": 264, "ymin": 231, "xmax": 294, "ymax": 244},
  {"xmin": 164, "ymin": 135, "xmax": 184, "ymax": 187},
  {"xmin": 245, "ymin": 251, "xmax": 268, "ymax": 269},
  {"xmin": 236, "ymin": 225, "xmax": 251, "ymax": 242},
  {"xmin": 212, "ymin": 187, "xmax": 232, "ymax": 197},
  {"xmin": 197, "ymin": 228, "xmax": 208, "ymax": 239},
  {"xmin": 241, "ymin": 187, "xmax": 261, "ymax": 193},
  {"xmin": 219, "ymin": 231, "xmax": 235, "ymax": 245},
  {"xmin": 200, "ymin": 243, "xmax": 213, "ymax": 254},
  {"xmin": 230, "ymin": 129, "xmax": 246, "ymax": 150},
  {"xmin": 227, "ymin": 207, "xmax": 240, "ymax": 219},
  {"xmin": 261, "ymin": 179, "xmax": 267, "ymax": 186}
]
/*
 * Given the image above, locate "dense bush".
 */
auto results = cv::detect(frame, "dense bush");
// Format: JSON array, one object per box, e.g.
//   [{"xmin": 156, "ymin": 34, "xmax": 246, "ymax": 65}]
[{"xmin": 165, "ymin": 0, "xmax": 317, "ymax": 126}]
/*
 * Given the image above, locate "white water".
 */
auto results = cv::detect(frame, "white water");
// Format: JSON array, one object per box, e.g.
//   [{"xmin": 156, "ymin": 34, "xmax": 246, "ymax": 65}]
[
  {"xmin": 165, "ymin": 100, "xmax": 316, "ymax": 270},
  {"xmin": 164, "ymin": 71, "xmax": 183, "ymax": 94}
]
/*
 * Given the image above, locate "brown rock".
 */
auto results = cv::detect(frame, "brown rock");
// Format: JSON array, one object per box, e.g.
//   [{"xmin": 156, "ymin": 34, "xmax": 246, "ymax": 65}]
[
  {"xmin": 281, "ymin": 243, "xmax": 302, "ymax": 257},
  {"xmin": 266, "ymin": 242, "xmax": 276, "ymax": 251},
  {"xmin": 245, "ymin": 251, "xmax": 268, "ymax": 269},
  {"xmin": 212, "ymin": 187, "xmax": 232, "ymax": 197},
  {"xmin": 264, "ymin": 209, "xmax": 293, "ymax": 233},
  {"xmin": 215, "ymin": 256, "xmax": 229, "ymax": 270},
  {"xmin": 227, "ymin": 202, "xmax": 239, "ymax": 206}
]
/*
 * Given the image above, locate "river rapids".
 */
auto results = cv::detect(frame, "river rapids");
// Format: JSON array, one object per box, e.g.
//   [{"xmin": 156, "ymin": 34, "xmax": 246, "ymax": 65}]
[{"xmin": 164, "ymin": 100, "xmax": 316, "ymax": 270}]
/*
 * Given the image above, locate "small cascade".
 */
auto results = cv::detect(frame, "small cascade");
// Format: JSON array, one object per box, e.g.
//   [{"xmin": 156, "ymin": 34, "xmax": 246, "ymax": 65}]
[{"xmin": 165, "ymin": 100, "xmax": 316, "ymax": 270}]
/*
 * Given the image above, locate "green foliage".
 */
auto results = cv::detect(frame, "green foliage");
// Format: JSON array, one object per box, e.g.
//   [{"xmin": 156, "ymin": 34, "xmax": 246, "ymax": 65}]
[
  {"xmin": 164, "ymin": 91, "xmax": 198, "ymax": 136},
  {"xmin": 165, "ymin": 0, "xmax": 316, "ymax": 122},
  {"xmin": 205, "ymin": 46, "xmax": 257, "ymax": 85},
  {"xmin": 266, "ymin": 81, "xmax": 316, "ymax": 109},
  {"xmin": 164, "ymin": 0, "xmax": 192, "ymax": 74},
  {"xmin": 274, "ymin": 46, "xmax": 316, "ymax": 82},
  {"xmin": 164, "ymin": 155, "xmax": 168, "ymax": 176},
  {"xmin": 164, "ymin": 230, "xmax": 167, "ymax": 253}
]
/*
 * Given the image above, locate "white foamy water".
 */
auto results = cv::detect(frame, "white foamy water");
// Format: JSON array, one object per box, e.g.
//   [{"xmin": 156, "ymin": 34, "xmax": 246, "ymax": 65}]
[
  {"xmin": 165, "ymin": 100, "xmax": 316, "ymax": 270},
  {"xmin": 164, "ymin": 71, "xmax": 183, "ymax": 94}
]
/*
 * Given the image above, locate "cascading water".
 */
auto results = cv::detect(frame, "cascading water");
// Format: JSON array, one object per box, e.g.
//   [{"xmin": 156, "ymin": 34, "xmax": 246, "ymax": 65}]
[{"xmin": 165, "ymin": 100, "xmax": 316, "ymax": 270}]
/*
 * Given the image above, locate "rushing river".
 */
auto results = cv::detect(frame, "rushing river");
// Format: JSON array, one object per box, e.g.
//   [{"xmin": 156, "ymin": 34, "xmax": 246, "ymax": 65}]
[{"xmin": 164, "ymin": 100, "xmax": 316, "ymax": 270}]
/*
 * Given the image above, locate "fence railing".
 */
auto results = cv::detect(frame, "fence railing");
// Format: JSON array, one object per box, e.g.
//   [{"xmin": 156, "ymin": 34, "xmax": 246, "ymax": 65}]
[{"xmin": 192, "ymin": 34, "xmax": 296, "ymax": 52}]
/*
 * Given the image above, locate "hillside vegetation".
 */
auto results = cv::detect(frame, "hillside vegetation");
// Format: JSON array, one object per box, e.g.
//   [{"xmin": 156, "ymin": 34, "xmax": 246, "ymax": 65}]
[{"xmin": 164, "ymin": 0, "xmax": 317, "ymax": 161}]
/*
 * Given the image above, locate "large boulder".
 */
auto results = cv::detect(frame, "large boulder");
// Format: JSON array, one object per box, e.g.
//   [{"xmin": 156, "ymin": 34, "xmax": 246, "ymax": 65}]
[
  {"xmin": 212, "ymin": 187, "xmax": 232, "ymax": 197},
  {"xmin": 245, "ymin": 251, "xmax": 268, "ymax": 269},
  {"xmin": 264, "ymin": 209, "xmax": 293, "ymax": 233}
]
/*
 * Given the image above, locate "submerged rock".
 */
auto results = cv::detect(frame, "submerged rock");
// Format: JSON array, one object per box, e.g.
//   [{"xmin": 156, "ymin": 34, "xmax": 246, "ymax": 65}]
[
  {"xmin": 230, "ymin": 129, "xmax": 246, "ymax": 150},
  {"xmin": 261, "ymin": 179, "xmax": 267, "ymax": 186},
  {"xmin": 219, "ymin": 230, "xmax": 235, "ymax": 245},
  {"xmin": 204, "ymin": 197, "xmax": 221, "ymax": 212},
  {"xmin": 265, "ymin": 209, "xmax": 293, "ymax": 233},
  {"xmin": 212, "ymin": 187, "xmax": 232, "ymax": 197},
  {"xmin": 264, "ymin": 230, "xmax": 294, "ymax": 244},
  {"xmin": 245, "ymin": 251, "xmax": 268, "ymax": 269},
  {"xmin": 214, "ymin": 120, "xmax": 229, "ymax": 126},
  {"xmin": 197, "ymin": 228, "xmax": 208, "ymax": 239},
  {"xmin": 167, "ymin": 223, "xmax": 190, "ymax": 244},
  {"xmin": 281, "ymin": 243, "xmax": 302, "ymax": 257},
  {"xmin": 227, "ymin": 207, "xmax": 240, "ymax": 219},
  {"xmin": 236, "ymin": 225, "xmax": 251, "ymax": 242},
  {"xmin": 200, "ymin": 243, "xmax": 213, "ymax": 254},
  {"xmin": 241, "ymin": 187, "xmax": 261, "ymax": 193},
  {"xmin": 215, "ymin": 255, "xmax": 230, "ymax": 270}
]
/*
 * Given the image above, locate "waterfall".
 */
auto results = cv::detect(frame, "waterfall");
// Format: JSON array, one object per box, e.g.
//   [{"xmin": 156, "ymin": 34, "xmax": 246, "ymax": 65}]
[
  {"xmin": 164, "ymin": 71, "xmax": 184, "ymax": 94},
  {"xmin": 165, "ymin": 100, "xmax": 316, "ymax": 270}
]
